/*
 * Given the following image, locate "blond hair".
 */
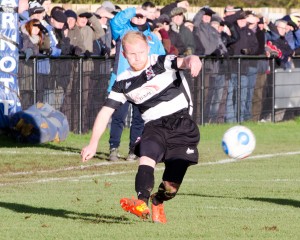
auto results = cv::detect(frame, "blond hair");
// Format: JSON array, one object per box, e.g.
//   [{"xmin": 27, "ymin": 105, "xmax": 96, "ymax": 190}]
[{"xmin": 122, "ymin": 31, "xmax": 147, "ymax": 52}]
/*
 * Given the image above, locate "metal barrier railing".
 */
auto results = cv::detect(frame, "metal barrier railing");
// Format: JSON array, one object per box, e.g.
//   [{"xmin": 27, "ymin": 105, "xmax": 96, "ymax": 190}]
[{"xmin": 17, "ymin": 55, "xmax": 300, "ymax": 133}]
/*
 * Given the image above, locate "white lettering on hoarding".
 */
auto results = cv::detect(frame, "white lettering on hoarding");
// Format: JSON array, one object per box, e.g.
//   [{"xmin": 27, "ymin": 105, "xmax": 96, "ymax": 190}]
[{"xmin": 0, "ymin": 1, "xmax": 19, "ymax": 118}]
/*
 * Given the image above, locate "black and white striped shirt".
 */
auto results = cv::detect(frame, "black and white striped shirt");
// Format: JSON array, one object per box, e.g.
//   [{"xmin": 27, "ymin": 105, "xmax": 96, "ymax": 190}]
[{"xmin": 104, "ymin": 54, "xmax": 193, "ymax": 123}]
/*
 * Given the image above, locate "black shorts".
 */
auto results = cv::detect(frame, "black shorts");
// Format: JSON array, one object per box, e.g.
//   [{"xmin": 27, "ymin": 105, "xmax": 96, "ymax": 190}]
[{"xmin": 134, "ymin": 111, "xmax": 200, "ymax": 165}]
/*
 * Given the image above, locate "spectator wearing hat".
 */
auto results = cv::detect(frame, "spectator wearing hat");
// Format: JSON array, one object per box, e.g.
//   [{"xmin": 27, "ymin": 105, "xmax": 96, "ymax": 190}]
[
  {"xmin": 93, "ymin": 6, "xmax": 115, "ymax": 56},
  {"xmin": 169, "ymin": 7, "xmax": 195, "ymax": 55},
  {"xmin": 58, "ymin": 10, "xmax": 85, "ymax": 128},
  {"xmin": 49, "ymin": 7, "xmax": 80, "ymax": 56},
  {"xmin": 107, "ymin": 6, "xmax": 165, "ymax": 161},
  {"xmin": 75, "ymin": 9, "xmax": 105, "ymax": 132},
  {"xmin": 193, "ymin": 7, "xmax": 226, "ymax": 55},
  {"xmin": 76, "ymin": 8, "xmax": 104, "ymax": 54},
  {"xmin": 36, "ymin": 0, "xmax": 51, "ymax": 22},
  {"xmin": 46, "ymin": 8, "xmax": 71, "ymax": 56},
  {"xmin": 26, "ymin": 2, "xmax": 62, "ymax": 57},
  {"xmin": 28, "ymin": 1, "xmax": 45, "ymax": 22},
  {"xmin": 223, "ymin": 6, "xmax": 243, "ymax": 18},
  {"xmin": 242, "ymin": 11, "xmax": 264, "ymax": 121},
  {"xmin": 101, "ymin": 1, "xmax": 117, "ymax": 14},
  {"xmin": 280, "ymin": 14, "xmax": 300, "ymax": 53},
  {"xmin": 193, "ymin": 7, "xmax": 229, "ymax": 123},
  {"xmin": 155, "ymin": 14, "xmax": 185, "ymax": 55},
  {"xmin": 224, "ymin": 9, "xmax": 259, "ymax": 123},
  {"xmin": 251, "ymin": 15, "xmax": 271, "ymax": 122},
  {"xmin": 65, "ymin": 9, "xmax": 84, "ymax": 56}
]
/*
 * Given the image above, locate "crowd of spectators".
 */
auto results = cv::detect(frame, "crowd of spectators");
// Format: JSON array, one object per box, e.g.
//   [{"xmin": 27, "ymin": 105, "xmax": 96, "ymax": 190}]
[
  {"xmin": 17, "ymin": 0, "xmax": 300, "ymax": 125},
  {"xmin": 18, "ymin": 1, "xmax": 300, "ymax": 61}
]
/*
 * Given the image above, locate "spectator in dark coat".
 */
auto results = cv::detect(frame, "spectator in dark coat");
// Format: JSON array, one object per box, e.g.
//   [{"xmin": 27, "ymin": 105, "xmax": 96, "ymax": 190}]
[
  {"xmin": 65, "ymin": 9, "xmax": 85, "ymax": 56},
  {"xmin": 251, "ymin": 16, "xmax": 270, "ymax": 122},
  {"xmin": 193, "ymin": 7, "xmax": 227, "ymax": 56},
  {"xmin": 224, "ymin": 10, "xmax": 259, "ymax": 122},
  {"xmin": 93, "ymin": 6, "xmax": 115, "ymax": 57},
  {"xmin": 267, "ymin": 19, "xmax": 294, "ymax": 69},
  {"xmin": 155, "ymin": 14, "xmax": 185, "ymax": 55},
  {"xmin": 169, "ymin": 7, "xmax": 195, "ymax": 55},
  {"xmin": 193, "ymin": 7, "xmax": 229, "ymax": 123}
]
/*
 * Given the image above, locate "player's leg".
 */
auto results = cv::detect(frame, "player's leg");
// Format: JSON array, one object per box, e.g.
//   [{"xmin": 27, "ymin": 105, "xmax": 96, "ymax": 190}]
[
  {"xmin": 120, "ymin": 156, "xmax": 156, "ymax": 219},
  {"xmin": 120, "ymin": 123, "xmax": 164, "ymax": 219},
  {"xmin": 108, "ymin": 101, "xmax": 129, "ymax": 161},
  {"xmin": 151, "ymin": 160, "xmax": 190, "ymax": 223}
]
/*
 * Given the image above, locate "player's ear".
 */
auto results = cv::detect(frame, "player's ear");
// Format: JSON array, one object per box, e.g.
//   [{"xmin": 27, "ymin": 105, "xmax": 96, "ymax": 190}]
[
  {"xmin": 147, "ymin": 45, "xmax": 150, "ymax": 54},
  {"xmin": 122, "ymin": 50, "xmax": 127, "ymax": 59}
]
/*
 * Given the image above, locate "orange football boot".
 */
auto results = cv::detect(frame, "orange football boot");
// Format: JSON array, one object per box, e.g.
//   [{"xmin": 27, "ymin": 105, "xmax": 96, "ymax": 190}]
[
  {"xmin": 151, "ymin": 203, "xmax": 167, "ymax": 224},
  {"xmin": 120, "ymin": 197, "xmax": 150, "ymax": 219}
]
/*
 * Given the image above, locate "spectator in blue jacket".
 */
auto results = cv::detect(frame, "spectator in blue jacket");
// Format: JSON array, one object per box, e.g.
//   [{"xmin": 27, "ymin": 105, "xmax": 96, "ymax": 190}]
[{"xmin": 108, "ymin": 6, "xmax": 165, "ymax": 161}]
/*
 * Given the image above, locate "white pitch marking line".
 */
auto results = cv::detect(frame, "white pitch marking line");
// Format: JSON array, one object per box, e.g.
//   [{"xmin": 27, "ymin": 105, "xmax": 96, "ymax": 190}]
[
  {"xmin": 0, "ymin": 160, "xmax": 136, "ymax": 176},
  {"xmin": 0, "ymin": 149, "xmax": 78, "ymax": 156},
  {"xmin": 2, "ymin": 150, "xmax": 300, "ymax": 177},
  {"xmin": 0, "ymin": 151, "xmax": 300, "ymax": 187},
  {"xmin": 202, "ymin": 205, "xmax": 287, "ymax": 212}
]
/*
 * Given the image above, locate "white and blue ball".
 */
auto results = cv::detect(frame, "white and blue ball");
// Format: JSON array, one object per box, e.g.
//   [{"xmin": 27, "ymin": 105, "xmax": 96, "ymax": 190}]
[{"xmin": 222, "ymin": 126, "xmax": 256, "ymax": 159}]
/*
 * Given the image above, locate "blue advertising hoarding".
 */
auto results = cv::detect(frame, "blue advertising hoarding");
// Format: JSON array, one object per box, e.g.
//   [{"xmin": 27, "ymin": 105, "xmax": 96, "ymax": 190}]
[{"xmin": 0, "ymin": 0, "xmax": 21, "ymax": 129}]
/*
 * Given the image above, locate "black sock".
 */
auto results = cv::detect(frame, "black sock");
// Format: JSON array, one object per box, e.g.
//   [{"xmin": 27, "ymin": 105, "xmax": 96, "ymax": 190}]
[{"xmin": 135, "ymin": 165, "xmax": 154, "ymax": 205}]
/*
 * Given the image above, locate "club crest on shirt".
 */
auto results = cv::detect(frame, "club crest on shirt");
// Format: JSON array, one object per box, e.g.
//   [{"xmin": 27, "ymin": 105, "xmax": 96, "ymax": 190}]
[
  {"xmin": 145, "ymin": 66, "xmax": 156, "ymax": 81},
  {"xmin": 125, "ymin": 81, "xmax": 132, "ymax": 89}
]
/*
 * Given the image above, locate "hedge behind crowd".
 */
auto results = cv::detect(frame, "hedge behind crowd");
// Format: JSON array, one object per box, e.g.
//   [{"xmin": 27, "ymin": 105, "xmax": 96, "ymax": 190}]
[{"xmin": 51, "ymin": 0, "xmax": 300, "ymax": 9}]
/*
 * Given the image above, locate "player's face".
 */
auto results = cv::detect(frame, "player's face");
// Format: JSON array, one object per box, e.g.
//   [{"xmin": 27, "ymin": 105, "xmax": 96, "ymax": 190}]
[{"xmin": 123, "ymin": 39, "xmax": 149, "ymax": 71}]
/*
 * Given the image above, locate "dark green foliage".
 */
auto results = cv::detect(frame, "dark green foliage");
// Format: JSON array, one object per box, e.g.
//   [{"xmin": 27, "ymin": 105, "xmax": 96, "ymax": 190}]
[{"xmin": 52, "ymin": 0, "xmax": 300, "ymax": 8}]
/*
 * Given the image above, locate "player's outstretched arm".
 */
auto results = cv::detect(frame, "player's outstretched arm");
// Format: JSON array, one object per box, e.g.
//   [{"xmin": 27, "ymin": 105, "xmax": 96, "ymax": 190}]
[
  {"xmin": 81, "ymin": 106, "xmax": 115, "ymax": 162},
  {"xmin": 177, "ymin": 55, "xmax": 202, "ymax": 77}
]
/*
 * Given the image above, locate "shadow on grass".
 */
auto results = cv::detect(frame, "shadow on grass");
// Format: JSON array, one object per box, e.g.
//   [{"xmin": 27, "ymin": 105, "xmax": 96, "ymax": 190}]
[
  {"xmin": 179, "ymin": 193, "xmax": 300, "ymax": 208},
  {"xmin": 0, "ymin": 201, "xmax": 131, "ymax": 224},
  {"xmin": 245, "ymin": 197, "xmax": 300, "ymax": 208}
]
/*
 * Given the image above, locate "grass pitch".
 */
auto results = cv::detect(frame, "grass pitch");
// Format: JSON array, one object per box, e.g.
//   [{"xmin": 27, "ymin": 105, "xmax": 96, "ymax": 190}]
[{"xmin": 0, "ymin": 120, "xmax": 300, "ymax": 240}]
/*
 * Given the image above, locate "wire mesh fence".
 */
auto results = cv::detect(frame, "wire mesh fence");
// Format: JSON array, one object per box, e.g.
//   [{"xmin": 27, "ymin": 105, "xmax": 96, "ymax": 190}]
[{"xmin": 17, "ymin": 55, "xmax": 300, "ymax": 133}]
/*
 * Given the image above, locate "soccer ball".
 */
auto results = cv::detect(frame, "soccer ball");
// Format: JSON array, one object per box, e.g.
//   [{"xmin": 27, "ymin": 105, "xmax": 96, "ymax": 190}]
[{"xmin": 222, "ymin": 126, "xmax": 256, "ymax": 159}]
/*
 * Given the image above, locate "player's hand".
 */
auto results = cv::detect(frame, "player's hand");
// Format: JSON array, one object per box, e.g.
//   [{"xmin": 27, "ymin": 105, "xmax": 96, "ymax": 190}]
[
  {"xmin": 187, "ymin": 55, "xmax": 202, "ymax": 77},
  {"xmin": 81, "ymin": 145, "xmax": 97, "ymax": 162}
]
